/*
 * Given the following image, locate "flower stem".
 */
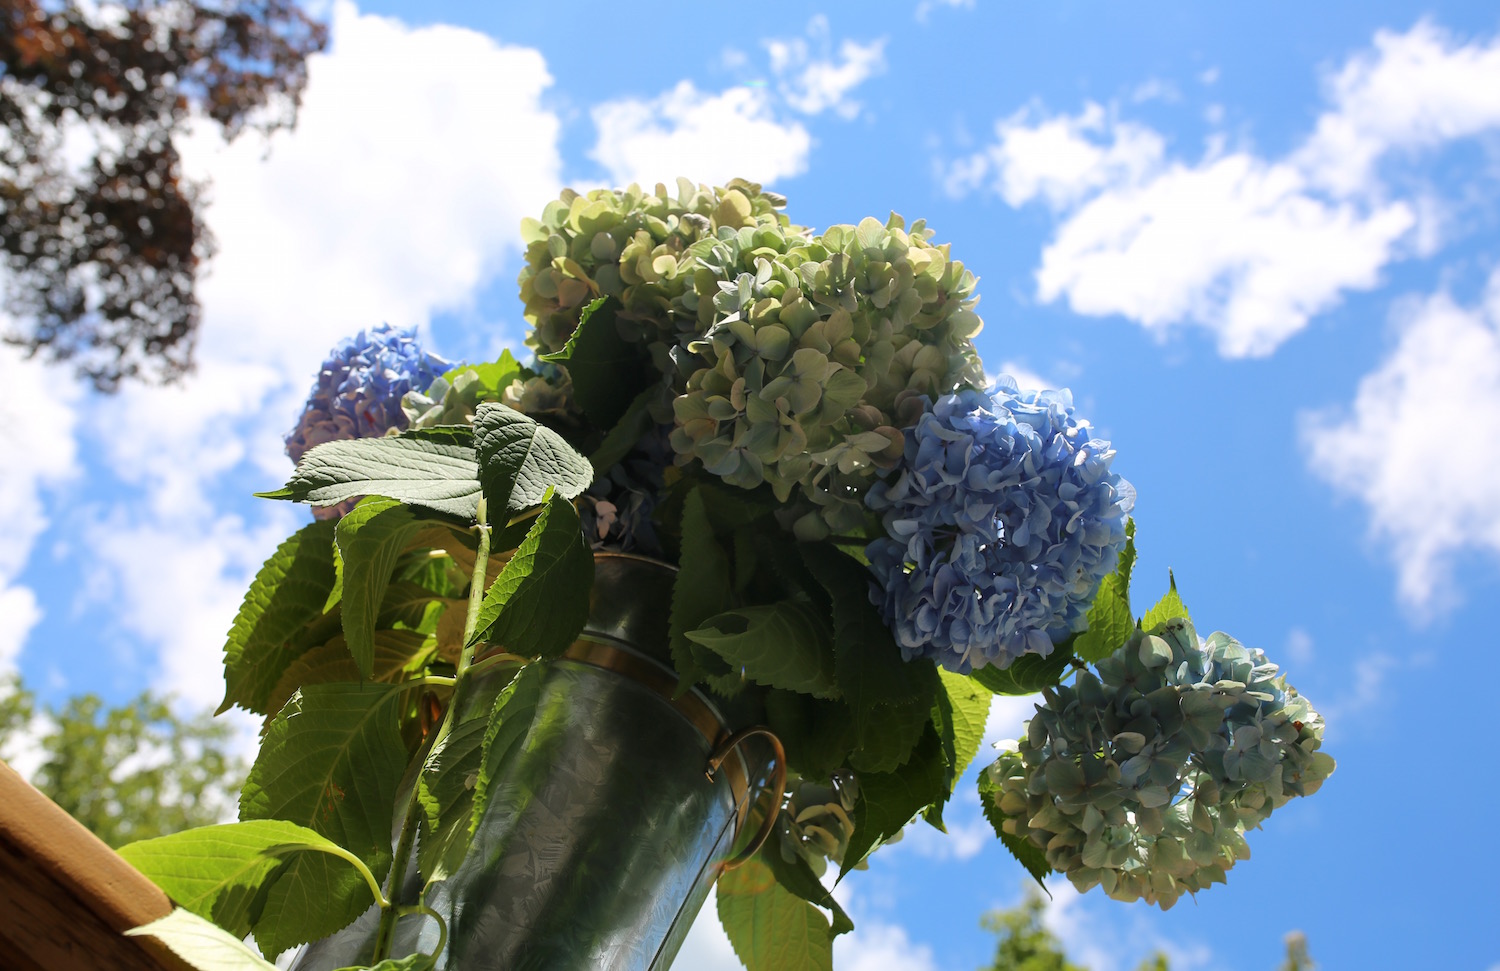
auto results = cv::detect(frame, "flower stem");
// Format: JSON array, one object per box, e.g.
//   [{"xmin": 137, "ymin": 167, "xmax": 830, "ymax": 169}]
[{"xmin": 370, "ymin": 499, "xmax": 493, "ymax": 964}]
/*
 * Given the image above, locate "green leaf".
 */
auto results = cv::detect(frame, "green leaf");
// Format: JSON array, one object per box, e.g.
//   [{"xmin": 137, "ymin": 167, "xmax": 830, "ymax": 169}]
[
  {"xmin": 1141, "ymin": 572, "xmax": 1191, "ymax": 632},
  {"xmin": 539, "ymin": 297, "xmax": 653, "ymax": 429},
  {"xmin": 219, "ymin": 521, "xmax": 339, "ymax": 716},
  {"xmin": 442, "ymin": 352, "xmax": 523, "ymax": 394},
  {"xmin": 254, "ymin": 851, "xmax": 372, "ymax": 958},
  {"xmin": 259, "ymin": 438, "xmax": 482, "ymax": 520},
  {"xmin": 670, "ymin": 487, "xmax": 735, "ymax": 692},
  {"xmin": 119, "ymin": 821, "xmax": 307, "ymax": 937},
  {"xmin": 471, "ymin": 664, "xmax": 546, "ymax": 839},
  {"xmin": 840, "ymin": 728, "xmax": 947, "ymax": 880},
  {"xmin": 970, "ymin": 642, "xmax": 1074, "ymax": 695},
  {"xmin": 125, "ymin": 908, "xmax": 279, "ymax": 971},
  {"xmin": 240, "ymin": 683, "xmax": 409, "ymax": 885},
  {"xmin": 1072, "ymin": 580, "xmax": 1135, "ymax": 664},
  {"xmin": 978, "ymin": 767, "xmax": 1051, "ymax": 889},
  {"xmin": 589, "ymin": 385, "xmax": 656, "ymax": 475},
  {"xmin": 1117, "ymin": 518, "xmax": 1137, "ymax": 608},
  {"xmin": 472, "ymin": 402, "xmax": 594, "ymax": 516},
  {"xmin": 415, "ymin": 711, "xmax": 491, "ymax": 883},
  {"xmin": 266, "ymin": 631, "xmax": 434, "ymax": 718},
  {"xmin": 717, "ymin": 858, "xmax": 834, "ymax": 971},
  {"xmin": 760, "ymin": 847, "xmax": 854, "ymax": 937},
  {"xmin": 336, "ymin": 498, "xmax": 428, "ymax": 678},
  {"xmin": 800, "ymin": 543, "xmax": 933, "ymax": 772},
  {"xmin": 762, "ymin": 690, "xmax": 854, "ymax": 779},
  {"xmin": 932, "ymin": 668, "xmax": 991, "ymax": 793},
  {"xmin": 468, "ymin": 493, "xmax": 594, "ymax": 659},
  {"xmin": 686, "ymin": 602, "xmax": 836, "ymax": 698}
]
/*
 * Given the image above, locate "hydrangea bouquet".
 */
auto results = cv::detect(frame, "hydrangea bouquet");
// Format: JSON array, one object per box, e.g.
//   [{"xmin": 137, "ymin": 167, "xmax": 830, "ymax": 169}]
[{"xmin": 119, "ymin": 180, "xmax": 1333, "ymax": 971}]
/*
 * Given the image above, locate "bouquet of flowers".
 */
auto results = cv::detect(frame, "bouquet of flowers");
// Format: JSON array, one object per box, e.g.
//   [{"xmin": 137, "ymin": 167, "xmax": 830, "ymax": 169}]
[{"xmin": 119, "ymin": 179, "xmax": 1334, "ymax": 971}]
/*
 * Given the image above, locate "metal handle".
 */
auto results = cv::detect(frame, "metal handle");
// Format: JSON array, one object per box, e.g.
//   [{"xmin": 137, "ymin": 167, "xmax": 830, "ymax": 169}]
[{"xmin": 705, "ymin": 726, "xmax": 786, "ymax": 872}]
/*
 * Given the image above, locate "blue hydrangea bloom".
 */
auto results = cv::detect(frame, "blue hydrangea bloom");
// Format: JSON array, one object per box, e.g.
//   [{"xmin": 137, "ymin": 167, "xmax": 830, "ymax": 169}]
[
  {"xmin": 285, "ymin": 323, "xmax": 448, "ymax": 466},
  {"xmin": 865, "ymin": 378, "xmax": 1135, "ymax": 673}
]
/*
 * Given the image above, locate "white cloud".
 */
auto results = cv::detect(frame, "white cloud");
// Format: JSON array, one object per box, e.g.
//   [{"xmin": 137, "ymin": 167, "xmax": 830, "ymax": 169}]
[
  {"xmin": 590, "ymin": 83, "xmax": 811, "ymax": 190},
  {"xmin": 1295, "ymin": 20, "xmax": 1500, "ymax": 196},
  {"xmin": 1038, "ymin": 877, "xmax": 1214, "ymax": 971},
  {"xmin": 765, "ymin": 16, "xmax": 886, "ymax": 120},
  {"xmin": 945, "ymin": 21, "xmax": 1500, "ymax": 357},
  {"xmin": 69, "ymin": 0, "xmax": 563, "ymax": 707},
  {"xmin": 1302, "ymin": 274, "xmax": 1500, "ymax": 609},
  {"xmin": 944, "ymin": 102, "xmax": 1164, "ymax": 209},
  {"xmin": 678, "ymin": 886, "xmax": 940, "ymax": 971},
  {"xmin": 834, "ymin": 920, "xmax": 940, "ymax": 971},
  {"xmin": 0, "ymin": 347, "xmax": 81, "ymax": 673},
  {"xmin": 915, "ymin": 0, "xmax": 975, "ymax": 24},
  {"xmin": 591, "ymin": 19, "xmax": 882, "ymax": 190},
  {"xmin": 1284, "ymin": 627, "xmax": 1316, "ymax": 667}
]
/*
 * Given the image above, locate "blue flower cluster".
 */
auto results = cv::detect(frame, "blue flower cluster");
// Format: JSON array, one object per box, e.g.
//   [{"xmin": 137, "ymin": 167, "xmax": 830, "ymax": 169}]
[
  {"xmin": 865, "ymin": 379, "xmax": 1134, "ymax": 672},
  {"xmin": 285, "ymin": 324, "xmax": 448, "ymax": 465}
]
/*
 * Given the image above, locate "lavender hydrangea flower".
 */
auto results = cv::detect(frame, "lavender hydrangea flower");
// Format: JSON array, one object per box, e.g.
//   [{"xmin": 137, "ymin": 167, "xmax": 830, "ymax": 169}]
[
  {"xmin": 285, "ymin": 324, "xmax": 446, "ymax": 519},
  {"xmin": 285, "ymin": 323, "xmax": 448, "ymax": 465},
  {"xmin": 865, "ymin": 378, "xmax": 1134, "ymax": 672}
]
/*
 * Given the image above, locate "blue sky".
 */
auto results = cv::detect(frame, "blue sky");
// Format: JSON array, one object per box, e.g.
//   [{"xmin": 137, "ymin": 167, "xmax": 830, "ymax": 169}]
[{"xmin": 3, "ymin": 1, "xmax": 1499, "ymax": 968}]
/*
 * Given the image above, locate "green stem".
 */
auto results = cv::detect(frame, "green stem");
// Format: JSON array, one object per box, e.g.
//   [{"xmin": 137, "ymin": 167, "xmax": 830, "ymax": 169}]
[{"xmin": 371, "ymin": 500, "xmax": 493, "ymax": 964}]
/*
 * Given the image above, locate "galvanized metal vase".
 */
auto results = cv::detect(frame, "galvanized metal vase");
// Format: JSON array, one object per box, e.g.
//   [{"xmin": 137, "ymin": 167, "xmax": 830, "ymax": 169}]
[{"xmin": 288, "ymin": 553, "xmax": 780, "ymax": 971}]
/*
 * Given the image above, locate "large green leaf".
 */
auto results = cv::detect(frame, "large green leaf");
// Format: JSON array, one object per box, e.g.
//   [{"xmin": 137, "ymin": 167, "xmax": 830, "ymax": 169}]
[
  {"xmin": 254, "ymin": 851, "xmax": 373, "ymax": 958},
  {"xmin": 978, "ymin": 766, "xmax": 1051, "ymax": 889},
  {"xmin": 717, "ymin": 858, "xmax": 834, "ymax": 971},
  {"xmin": 799, "ymin": 543, "xmax": 933, "ymax": 772},
  {"xmin": 468, "ymin": 493, "xmax": 594, "ymax": 659},
  {"xmin": 336, "ymin": 499, "xmax": 428, "ymax": 678},
  {"xmin": 970, "ymin": 641, "xmax": 1075, "ymax": 695},
  {"xmin": 219, "ymin": 521, "xmax": 339, "ymax": 716},
  {"xmin": 933, "ymin": 668, "xmax": 991, "ymax": 793},
  {"xmin": 762, "ymin": 690, "xmax": 854, "ymax": 779},
  {"xmin": 686, "ymin": 602, "xmax": 836, "ymax": 698},
  {"xmin": 257, "ymin": 438, "xmax": 482, "ymax": 520},
  {"xmin": 415, "ymin": 711, "xmax": 491, "ymax": 883},
  {"xmin": 669, "ymin": 487, "xmax": 735, "ymax": 693},
  {"xmin": 840, "ymin": 728, "xmax": 947, "ymax": 880},
  {"xmin": 125, "ymin": 908, "xmax": 279, "ymax": 971},
  {"xmin": 539, "ymin": 297, "xmax": 653, "ymax": 429},
  {"xmin": 266, "ymin": 631, "xmax": 434, "ymax": 718},
  {"xmin": 240, "ymin": 682, "xmax": 409, "ymax": 884},
  {"xmin": 119, "ymin": 820, "xmax": 350, "ymax": 939},
  {"xmin": 760, "ymin": 847, "xmax": 853, "ymax": 937},
  {"xmin": 588, "ymin": 385, "xmax": 656, "ymax": 475},
  {"xmin": 472, "ymin": 403, "xmax": 594, "ymax": 516},
  {"xmin": 1141, "ymin": 572, "xmax": 1191, "ymax": 632},
  {"xmin": 470, "ymin": 664, "xmax": 546, "ymax": 840},
  {"xmin": 1073, "ymin": 522, "xmax": 1139, "ymax": 663}
]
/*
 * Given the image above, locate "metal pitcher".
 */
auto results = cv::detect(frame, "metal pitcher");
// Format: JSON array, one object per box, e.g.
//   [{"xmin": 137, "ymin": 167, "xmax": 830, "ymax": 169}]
[{"xmin": 288, "ymin": 554, "xmax": 781, "ymax": 971}]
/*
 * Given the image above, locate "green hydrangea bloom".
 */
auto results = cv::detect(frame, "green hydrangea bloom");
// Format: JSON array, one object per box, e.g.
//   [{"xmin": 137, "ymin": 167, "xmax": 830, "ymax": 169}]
[
  {"xmin": 984, "ymin": 621, "xmax": 1334, "ymax": 909},
  {"xmin": 517, "ymin": 178, "xmax": 800, "ymax": 355},
  {"xmin": 673, "ymin": 214, "xmax": 986, "ymax": 533},
  {"xmin": 775, "ymin": 775, "xmax": 860, "ymax": 877}
]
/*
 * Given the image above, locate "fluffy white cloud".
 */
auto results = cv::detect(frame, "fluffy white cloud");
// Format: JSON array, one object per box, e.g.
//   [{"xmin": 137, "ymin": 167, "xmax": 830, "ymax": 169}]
[
  {"xmin": 765, "ymin": 16, "xmax": 886, "ymax": 120},
  {"xmin": 945, "ymin": 102, "xmax": 1164, "ymax": 209},
  {"xmin": 0, "ymin": 347, "xmax": 81, "ymax": 673},
  {"xmin": 946, "ymin": 21, "xmax": 1500, "ymax": 357},
  {"xmin": 70, "ymin": 1, "xmax": 563, "ymax": 706},
  {"xmin": 590, "ymin": 83, "xmax": 812, "ymax": 190},
  {"xmin": 1302, "ymin": 274, "xmax": 1500, "ymax": 610},
  {"xmin": 590, "ymin": 18, "xmax": 882, "ymax": 190},
  {"xmin": 1295, "ymin": 20, "xmax": 1500, "ymax": 196}
]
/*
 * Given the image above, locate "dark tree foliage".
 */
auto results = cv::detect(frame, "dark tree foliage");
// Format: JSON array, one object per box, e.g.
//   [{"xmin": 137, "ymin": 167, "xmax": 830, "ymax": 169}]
[{"xmin": 0, "ymin": 0, "xmax": 327, "ymax": 390}]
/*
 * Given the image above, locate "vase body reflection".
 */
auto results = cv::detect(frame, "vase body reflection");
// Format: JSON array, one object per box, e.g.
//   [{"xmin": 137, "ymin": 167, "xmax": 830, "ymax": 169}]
[{"xmin": 288, "ymin": 554, "xmax": 766, "ymax": 971}]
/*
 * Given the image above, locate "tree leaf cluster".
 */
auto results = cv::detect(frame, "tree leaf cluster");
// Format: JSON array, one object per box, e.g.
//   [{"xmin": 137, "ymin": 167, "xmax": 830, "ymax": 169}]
[{"xmin": 0, "ymin": 0, "xmax": 327, "ymax": 389}]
